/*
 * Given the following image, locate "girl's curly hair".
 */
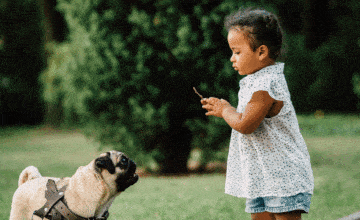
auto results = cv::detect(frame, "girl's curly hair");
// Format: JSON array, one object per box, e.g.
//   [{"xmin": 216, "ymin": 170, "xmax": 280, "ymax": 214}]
[{"xmin": 224, "ymin": 7, "xmax": 284, "ymax": 60}]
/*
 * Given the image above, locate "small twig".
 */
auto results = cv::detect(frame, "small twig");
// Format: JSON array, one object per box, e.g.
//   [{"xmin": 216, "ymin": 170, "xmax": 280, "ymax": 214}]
[{"xmin": 193, "ymin": 87, "xmax": 203, "ymax": 99}]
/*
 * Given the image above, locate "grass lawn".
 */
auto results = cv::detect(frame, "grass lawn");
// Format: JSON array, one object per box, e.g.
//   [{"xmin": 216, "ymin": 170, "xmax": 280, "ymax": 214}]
[{"xmin": 1, "ymin": 123, "xmax": 360, "ymax": 219}]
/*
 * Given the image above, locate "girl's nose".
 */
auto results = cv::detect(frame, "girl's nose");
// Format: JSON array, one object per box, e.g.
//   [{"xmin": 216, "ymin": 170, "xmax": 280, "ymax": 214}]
[{"xmin": 230, "ymin": 54, "xmax": 235, "ymax": 62}]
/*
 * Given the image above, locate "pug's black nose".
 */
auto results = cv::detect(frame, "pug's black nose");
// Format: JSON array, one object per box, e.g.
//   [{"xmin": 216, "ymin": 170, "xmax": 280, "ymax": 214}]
[{"xmin": 128, "ymin": 160, "xmax": 137, "ymax": 174}]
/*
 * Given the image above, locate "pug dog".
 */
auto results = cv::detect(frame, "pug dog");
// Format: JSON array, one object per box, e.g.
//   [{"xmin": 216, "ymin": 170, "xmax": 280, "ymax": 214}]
[{"xmin": 10, "ymin": 150, "xmax": 138, "ymax": 220}]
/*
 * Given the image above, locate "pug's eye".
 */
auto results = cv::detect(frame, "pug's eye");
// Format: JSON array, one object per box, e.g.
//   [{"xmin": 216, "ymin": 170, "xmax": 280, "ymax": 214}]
[{"xmin": 121, "ymin": 157, "xmax": 128, "ymax": 166}]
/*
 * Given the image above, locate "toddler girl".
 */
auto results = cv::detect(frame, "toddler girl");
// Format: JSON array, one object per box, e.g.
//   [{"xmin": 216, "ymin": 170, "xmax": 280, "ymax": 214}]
[{"xmin": 201, "ymin": 7, "xmax": 314, "ymax": 220}]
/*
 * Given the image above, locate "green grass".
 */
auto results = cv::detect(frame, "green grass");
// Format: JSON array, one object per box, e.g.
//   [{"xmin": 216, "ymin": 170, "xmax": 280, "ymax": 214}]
[
  {"xmin": 297, "ymin": 113, "xmax": 360, "ymax": 137},
  {"xmin": 2, "ymin": 120, "xmax": 360, "ymax": 219},
  {"xmin": 112, "ymin": 175, "xmax": 247, "ymax": 219}
]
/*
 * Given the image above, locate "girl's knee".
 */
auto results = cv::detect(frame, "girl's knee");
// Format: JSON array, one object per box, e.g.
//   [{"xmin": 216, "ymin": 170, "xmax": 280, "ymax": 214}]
[
  {"xmin": 251, "ymin": 211, "xmax": 276, "ymax": 220},
  {"xmin": 251, "ymin": 211, "xmax": 302, "ymax": 220},
  {"xmin": 273, "ymin": 210, "xmax": 302, "ymax": 220}
]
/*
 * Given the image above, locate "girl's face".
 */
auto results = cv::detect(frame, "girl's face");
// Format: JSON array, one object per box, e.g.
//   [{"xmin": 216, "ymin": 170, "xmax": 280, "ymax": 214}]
[{"xmin": 227, "ymin": 28, "xmax": 266, "ymax": 76}]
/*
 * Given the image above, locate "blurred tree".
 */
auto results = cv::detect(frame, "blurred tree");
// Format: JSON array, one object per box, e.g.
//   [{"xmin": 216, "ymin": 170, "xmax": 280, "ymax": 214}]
[
  {"xmin": 302, "ymin": 0, "xmax": 334, "ymax": 50},
  {"xmin": 303, "ymin": 0, "xmax": 360, "ymax": 112},
  {"xmin": 0, "ymin": 0, "xmax": 46, "ymax": 126},
  {"xmin": 273, "ymin": 0, "xmax": 360, "ymax": 112}
]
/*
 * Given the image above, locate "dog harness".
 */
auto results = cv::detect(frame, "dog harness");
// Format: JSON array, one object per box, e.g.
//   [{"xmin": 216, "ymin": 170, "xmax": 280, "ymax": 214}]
[{"xmin": 33, "ymin": 179, "xmax": 109, "ymax": 220}]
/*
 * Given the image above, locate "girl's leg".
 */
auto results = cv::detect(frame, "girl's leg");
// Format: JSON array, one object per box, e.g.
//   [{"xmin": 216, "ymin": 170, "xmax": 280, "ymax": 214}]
[
  {"xmin": 273, "ymin": 210, "xmax": 302, "ymax": 220},
  {"xmin": 251, "ymin": 212, "xmax": 276, "ymax": 220},
  {"xmin": 251, "ymin": 210, "xmax": 302, "ymax": 220}
]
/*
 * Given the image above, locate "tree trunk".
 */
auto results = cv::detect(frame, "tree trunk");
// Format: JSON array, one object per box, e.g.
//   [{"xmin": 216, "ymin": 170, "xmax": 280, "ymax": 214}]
[
  {"xmin": 44, "ymin": 101, "xmax": 63, "ymax": 128},
  {"xmin": 39, "ymin": 0, "xmax": 68, "ymax": 127},
  {"xmin": 38, "ymin": 0, "xmax": 54, "ymax": 43},
  {"xmin": 158, "ymin": 125, "xmax": 192, "ymax": 174},
  {"xmin": 303, "ymin": 0, "xmax": 332, "ymax": 50}
]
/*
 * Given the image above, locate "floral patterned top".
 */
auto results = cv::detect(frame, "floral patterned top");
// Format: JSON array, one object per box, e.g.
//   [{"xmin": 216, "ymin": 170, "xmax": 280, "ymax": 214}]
[{"xmin": 225, "ymin": 62, "xmax": 314, "ymax": 199}]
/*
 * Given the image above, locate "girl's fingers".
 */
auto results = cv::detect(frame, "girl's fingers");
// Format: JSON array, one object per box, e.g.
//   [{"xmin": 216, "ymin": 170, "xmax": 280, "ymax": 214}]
[
  {"xmin": 202, "ymin": 104, "xmax": 212, "ymax": 110},
  {"xmin": 201, "ymin": 98, "xmax": 207, "ymax": 105},
  {"xmin": 202, "ymin": 97, "xmax": 220, "ymax": 105},
  {"xmin": 208, "ymin": 97, "xmax": 216, "ymax": 104}
]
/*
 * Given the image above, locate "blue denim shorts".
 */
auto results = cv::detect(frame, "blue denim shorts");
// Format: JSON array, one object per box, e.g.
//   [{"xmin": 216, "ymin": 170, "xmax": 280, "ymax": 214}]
[{"xmin": 245, "ymin": 193, "xmax": 312, "ymax": 214}]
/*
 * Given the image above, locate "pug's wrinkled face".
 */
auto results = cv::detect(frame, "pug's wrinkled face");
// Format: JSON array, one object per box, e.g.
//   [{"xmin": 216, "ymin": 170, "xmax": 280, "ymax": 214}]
[{"xmin": 95, "ymin": 151, "xmax": 138, "ymax": 192}]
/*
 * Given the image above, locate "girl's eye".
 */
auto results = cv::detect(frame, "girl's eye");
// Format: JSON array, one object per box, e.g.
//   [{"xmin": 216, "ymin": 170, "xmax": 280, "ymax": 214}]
[{"xmin": 234, "ymin": 52, "xmax": 240, "ymax": 55}]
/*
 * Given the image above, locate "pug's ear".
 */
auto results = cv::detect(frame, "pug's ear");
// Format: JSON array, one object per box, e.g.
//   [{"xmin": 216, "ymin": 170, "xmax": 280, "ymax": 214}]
[{"xmin": 95, "ymin": 156, "xmax": 115, "ymax": 174}]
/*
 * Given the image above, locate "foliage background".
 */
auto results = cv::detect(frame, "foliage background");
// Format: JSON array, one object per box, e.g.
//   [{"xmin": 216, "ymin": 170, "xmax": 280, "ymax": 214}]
[
  {"xmin": 1, "ymin": 0, "xmax": 360, "ymax": 173},
  {"xmin": 37, "ymin": 0, "xmax": 360, "ymax": 173},
  {"xmin": 0, "ymin": 0, "xmax": 46, "ymax": 125}
]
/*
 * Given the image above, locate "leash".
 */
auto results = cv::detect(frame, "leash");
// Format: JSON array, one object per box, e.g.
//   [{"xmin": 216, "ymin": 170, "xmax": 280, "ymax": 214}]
[{"xmin": 33, "ymin": 179, "xmax": 109, "ymax": 220}]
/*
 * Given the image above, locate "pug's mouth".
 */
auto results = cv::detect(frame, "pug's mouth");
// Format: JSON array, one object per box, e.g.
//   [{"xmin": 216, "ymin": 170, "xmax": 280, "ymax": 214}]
[{"xmin": 116, "ymin": 159, "xmax": 139, "ymax": 192}]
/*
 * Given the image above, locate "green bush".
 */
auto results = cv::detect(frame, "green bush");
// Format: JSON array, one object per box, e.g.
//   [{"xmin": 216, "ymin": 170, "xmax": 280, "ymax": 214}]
[{"xmin": 352, "ymin": 73, "xmax": 360, "ymax": 109}]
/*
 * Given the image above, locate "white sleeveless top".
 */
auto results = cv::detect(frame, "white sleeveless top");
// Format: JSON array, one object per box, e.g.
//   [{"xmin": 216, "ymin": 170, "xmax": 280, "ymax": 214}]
[{"xmin": 224, "ymin": 62, "xmax": 314, "ymax": 199}]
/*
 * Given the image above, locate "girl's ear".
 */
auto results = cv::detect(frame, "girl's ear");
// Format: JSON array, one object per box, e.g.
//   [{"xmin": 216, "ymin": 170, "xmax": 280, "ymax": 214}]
[{"xmin": 257, "ymin": 45, "xmax": 270, "ymax": 61}]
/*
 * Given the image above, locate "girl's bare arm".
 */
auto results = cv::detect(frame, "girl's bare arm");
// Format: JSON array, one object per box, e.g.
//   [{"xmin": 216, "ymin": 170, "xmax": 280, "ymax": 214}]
[{"xmin": 202, "ymin": 91, "xmax": 275, "ymax": 134}]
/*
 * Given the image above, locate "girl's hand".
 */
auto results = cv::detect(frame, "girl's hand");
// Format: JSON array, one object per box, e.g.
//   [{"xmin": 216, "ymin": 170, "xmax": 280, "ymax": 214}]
[{"xmin": 201, "ymin": 97, "xmax": 233, "ymax": 118}]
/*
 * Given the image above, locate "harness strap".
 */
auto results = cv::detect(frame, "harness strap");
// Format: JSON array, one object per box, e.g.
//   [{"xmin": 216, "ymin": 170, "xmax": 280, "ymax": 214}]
[
  {"xmin": 33, "ymin": 179, "xmax": 66, "ymax": 218},
  {"xmin": 53, "ymin": 200, "xmax": 85, "ymax": 219},
  {"xmin": 33, "ymin": 179, "xmax": 109, "ymax": 220}
]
